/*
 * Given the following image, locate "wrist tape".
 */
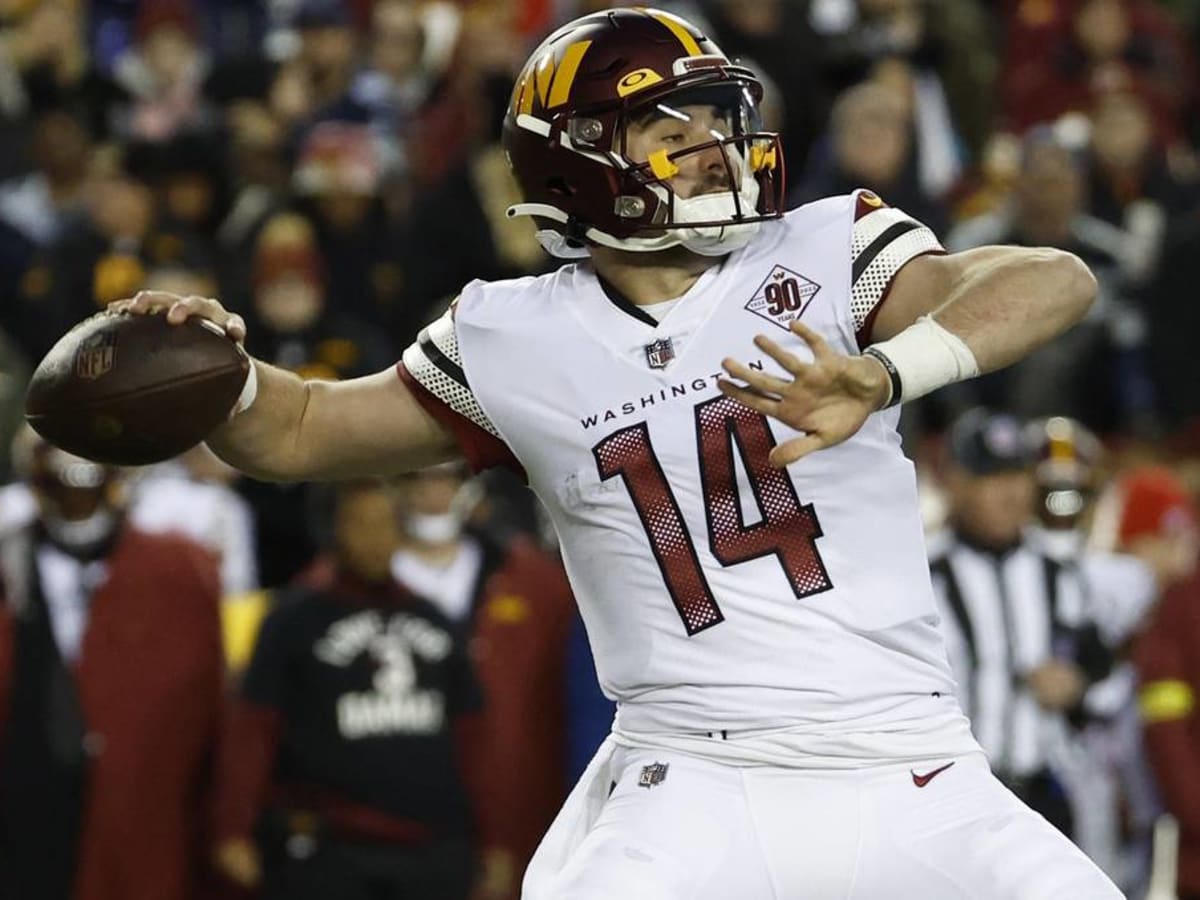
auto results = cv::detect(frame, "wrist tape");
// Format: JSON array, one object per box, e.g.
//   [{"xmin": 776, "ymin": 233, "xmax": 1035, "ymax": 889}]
[
  {"xmin": 863, "ymin": 315, "xmax": 979, "ymax": 408},
  {"xmin": 231, "ymin": 359, "xmax": 259, "ymax": 417}
]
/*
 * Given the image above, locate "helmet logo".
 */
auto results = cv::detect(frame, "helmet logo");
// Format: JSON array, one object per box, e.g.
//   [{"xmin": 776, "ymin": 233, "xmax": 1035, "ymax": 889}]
[
  {"xmin": 512, "ymin": 40, "xmax": 593, "ymax": 116},
  {"xmin": 617, "ymin": 67, "xmax": 663, "ymax": 97}
]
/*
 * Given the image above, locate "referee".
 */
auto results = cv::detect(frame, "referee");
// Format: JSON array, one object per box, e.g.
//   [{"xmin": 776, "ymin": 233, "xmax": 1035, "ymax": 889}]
[{"xmin": 928, "ymin": 409, "xmax": 1113, "ymax": 836}]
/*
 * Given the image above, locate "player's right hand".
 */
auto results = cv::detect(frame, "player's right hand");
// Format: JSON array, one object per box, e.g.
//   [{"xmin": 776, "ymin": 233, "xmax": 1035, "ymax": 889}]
[{"xmin": 107, "ymin": 290, "xmax": 247, "ymax": 346}]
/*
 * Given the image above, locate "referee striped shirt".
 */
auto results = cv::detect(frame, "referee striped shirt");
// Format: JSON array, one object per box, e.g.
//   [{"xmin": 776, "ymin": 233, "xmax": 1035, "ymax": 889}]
[{"xmin": 928, "ymin": 529, "xmax": 1110, "ymax": 780}]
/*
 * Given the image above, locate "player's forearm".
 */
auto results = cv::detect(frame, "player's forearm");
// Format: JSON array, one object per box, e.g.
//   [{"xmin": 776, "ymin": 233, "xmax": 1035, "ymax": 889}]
[
  {"xmin": 207, "ymin": 362, "xmax": 460, "ymax": 481},
  {"xmin": 205, "ymin": 361, "xmax": 314, "ymax": 481},
  {"xmin": 932, "ymin": 247, "xmax": 1097, "ymax": 374}
]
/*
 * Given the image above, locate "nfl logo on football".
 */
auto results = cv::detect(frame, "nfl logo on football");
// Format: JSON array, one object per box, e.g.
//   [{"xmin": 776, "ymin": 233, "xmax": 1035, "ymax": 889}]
[
  {"xmin": 644, "ymin": 338, "xmax": 675, "ymax": 370},
  {"xmin": 74, "ymin": 332, "xmax": 117, "ymax": 380}
]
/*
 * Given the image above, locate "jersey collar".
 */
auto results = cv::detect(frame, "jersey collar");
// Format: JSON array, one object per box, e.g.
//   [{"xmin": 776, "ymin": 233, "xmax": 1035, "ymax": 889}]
[{"xmin": 566, "ymin": 247, "xmax": 747, "ymax": 375}]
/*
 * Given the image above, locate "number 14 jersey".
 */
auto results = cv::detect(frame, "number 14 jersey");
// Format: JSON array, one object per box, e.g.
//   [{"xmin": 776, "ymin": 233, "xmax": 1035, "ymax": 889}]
[{"xmin": 400, "ymin": 191, "xmax": 980, "ymax": 766}]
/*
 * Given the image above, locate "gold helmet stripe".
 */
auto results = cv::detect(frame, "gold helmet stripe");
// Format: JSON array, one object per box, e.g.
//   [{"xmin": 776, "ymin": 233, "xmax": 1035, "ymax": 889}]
[
  {"xmin": 534, "ymin": 50, "xmax": 556, "ymax": 107},
  {"xmin": 645, "ymin": 9, "xmax": 703, "ymax": 57},
  {"xmin": 548, "ymin": 40, "xmax": 592, "ymax": 108},
  {"xmin": 515, "ymin": 68, "xmax": 536, "ymax": 115}
]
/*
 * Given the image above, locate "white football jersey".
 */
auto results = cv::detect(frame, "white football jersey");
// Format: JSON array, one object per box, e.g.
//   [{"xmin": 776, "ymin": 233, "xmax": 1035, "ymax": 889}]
[{"xmin": 402, "ymin": 191, "xmax": 978, "ymax": 764}]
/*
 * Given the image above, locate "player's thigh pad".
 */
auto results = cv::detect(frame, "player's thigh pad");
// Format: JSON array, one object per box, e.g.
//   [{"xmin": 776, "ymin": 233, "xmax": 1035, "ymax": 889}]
[
  {"xmin": 844, "ymin": 754, "xmax": 1123, "ymax": 900},
  {"xmin": 522, "ymin": 744, "xmax": 774, "ymax": 900}
]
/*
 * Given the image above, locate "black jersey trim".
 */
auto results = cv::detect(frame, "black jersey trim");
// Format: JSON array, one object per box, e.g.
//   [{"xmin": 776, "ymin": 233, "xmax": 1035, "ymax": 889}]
[
  {"xmin": 597, "ymin": 276, "xmax": 660, "ymax": 327},
  {"xmin": 852, "ymin": 220, "xmax": 921, "ymax": 285},
  {"xmin": 418, "ymin": 330, "xmax": 467, "ymax": 388}
]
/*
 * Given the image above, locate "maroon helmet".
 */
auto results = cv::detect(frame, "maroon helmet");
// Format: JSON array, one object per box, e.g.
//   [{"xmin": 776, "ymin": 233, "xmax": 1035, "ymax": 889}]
[{"xmin": 502, "ymin": 7, "xmax": 784, "ymax": 258}]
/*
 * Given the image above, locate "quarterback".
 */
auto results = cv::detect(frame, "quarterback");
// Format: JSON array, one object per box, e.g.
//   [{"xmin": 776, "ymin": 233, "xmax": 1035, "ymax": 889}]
[{"xmin": 114, "ymin": 9, "xmax": 1120, "ymax": 899}]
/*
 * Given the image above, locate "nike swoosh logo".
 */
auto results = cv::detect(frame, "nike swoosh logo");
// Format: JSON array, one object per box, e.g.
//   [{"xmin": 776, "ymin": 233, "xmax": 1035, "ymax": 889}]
[{"xmin": 911, "ymin": 761, "xmax": 955, "ymax": 788}]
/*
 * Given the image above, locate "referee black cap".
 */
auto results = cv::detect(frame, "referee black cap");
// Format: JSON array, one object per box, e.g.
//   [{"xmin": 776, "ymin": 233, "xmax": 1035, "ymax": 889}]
[{"xmin": 948, "ymin": 408, "xmax": 1032, "ymax": 475}]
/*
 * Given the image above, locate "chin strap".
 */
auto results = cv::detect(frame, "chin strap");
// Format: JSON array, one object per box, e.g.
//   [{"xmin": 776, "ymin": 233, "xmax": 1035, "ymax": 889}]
[
  {"xmin": 508, "ymin": 204, "xmax": 592, "ymax": 259},
  {"xmin": 508, "ymin": 201, "xmax": 761, "ymax": 259},
  {"xmin": 507, "ymin": 203, "xmax": 570, "ymax": 223}
]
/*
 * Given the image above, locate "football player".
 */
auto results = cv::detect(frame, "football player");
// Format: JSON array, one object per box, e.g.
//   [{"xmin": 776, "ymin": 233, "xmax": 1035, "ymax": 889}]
[{"xmin": 111, "ymin": 8, "xmax": 1119, "ymax": 898}]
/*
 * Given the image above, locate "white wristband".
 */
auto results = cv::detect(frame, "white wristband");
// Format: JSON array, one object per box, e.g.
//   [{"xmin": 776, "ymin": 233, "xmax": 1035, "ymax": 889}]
[
  {"xmin": 230, "ymin": 359, "xmax": 259, "ymax": 417},
  {"xmin": 864, "ymin": 315, "xmax": 979, "ymax": 406}
]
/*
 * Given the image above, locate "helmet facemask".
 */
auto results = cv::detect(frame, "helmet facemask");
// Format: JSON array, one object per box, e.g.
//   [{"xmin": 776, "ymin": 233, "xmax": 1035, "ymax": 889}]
[{"xmin": 610, "ymin": 81, "xmax": 776, "ymax": 255}]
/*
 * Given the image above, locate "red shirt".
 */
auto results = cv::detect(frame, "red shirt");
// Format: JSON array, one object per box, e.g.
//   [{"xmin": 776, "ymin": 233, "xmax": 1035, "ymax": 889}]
[
  {"xmin": 0, "ymin": 527, "xmax": 224, "ymax": 900},
  {"xmin": 1133, "ymin": 570, "xmax": 1200, "ymax": 894}
]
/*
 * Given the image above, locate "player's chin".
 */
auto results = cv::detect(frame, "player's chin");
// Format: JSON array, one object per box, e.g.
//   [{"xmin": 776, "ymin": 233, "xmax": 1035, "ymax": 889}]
[{"xmin": 682, "ymin": 183, "xmax": 736, "ymax": 200}]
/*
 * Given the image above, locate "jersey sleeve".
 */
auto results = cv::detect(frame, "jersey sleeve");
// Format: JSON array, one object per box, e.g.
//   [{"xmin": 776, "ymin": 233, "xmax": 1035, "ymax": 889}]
[
  {"xmin": 397, "ymin": 305, "xmax": 524, "ymax": 476},
  {"xmin": 850, "ymin": 190, "xmax": 946, "ymax": 348}
]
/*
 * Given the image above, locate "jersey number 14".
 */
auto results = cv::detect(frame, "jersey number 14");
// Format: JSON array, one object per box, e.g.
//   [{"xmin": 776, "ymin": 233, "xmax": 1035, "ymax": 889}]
[{"xmin": 593, "ymin": 396, "xmax": 833, "ymax": 636}]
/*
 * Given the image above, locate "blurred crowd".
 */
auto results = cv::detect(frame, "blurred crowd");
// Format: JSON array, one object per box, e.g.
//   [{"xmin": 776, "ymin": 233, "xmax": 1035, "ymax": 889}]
[{"xmin": 1, "ymin": 0, "xmax": 1200, "ymax": 898}]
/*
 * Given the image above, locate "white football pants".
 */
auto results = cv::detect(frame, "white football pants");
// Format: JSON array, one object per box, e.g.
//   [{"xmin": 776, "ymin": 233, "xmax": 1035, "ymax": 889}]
[{"xmin": 522, "ymin": 739, "xmax": 1124, "ymax": 900}]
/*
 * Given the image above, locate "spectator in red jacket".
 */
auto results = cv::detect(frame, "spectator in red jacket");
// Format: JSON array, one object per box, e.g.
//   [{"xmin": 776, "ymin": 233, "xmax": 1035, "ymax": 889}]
[
  {"xmin": 0, "ymin": 434, "xmax": 225, "ymax": 900},
  {"xmin": 1125, "ymin": 467, "xmax": 1200, "ymax": 899}
]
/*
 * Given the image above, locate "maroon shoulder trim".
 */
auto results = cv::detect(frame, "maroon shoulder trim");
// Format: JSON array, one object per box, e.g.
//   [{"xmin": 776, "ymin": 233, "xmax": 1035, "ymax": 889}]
[
  {"xmin": 854, "ymin": 190, "xmax": 889, "ymax": 220},
  {"xmin": 396, "ymin": 362, "xmax": 526, "ymax": 481}
]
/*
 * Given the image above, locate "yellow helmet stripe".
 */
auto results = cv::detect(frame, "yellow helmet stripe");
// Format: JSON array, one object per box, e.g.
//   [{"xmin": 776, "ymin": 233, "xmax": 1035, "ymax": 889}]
[
  {"xmin": 534, "ymin": 51, "xmax": 556, "ymax": 106},
  {"xmin": 645, "ymin": 9, "xmax": 702, "ymax": 57},
  {"xmin": 548, "ymin": 40, "xmax": 592, "ymax": 108},
  {"xmin": 516, "ymin": 69, "xmax": 535, "ymax": 115}
]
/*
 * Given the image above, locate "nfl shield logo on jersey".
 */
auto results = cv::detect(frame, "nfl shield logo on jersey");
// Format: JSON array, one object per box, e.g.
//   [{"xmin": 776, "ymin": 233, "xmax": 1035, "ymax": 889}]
[
  {"xmin": 638, "ymin": 762, "xmax": 669, "ymax": 789},
  {"xmin": 745, "ymin": 265, "xmax": 821, "ymax": 331},
  {"xmin": 644, "ymin": 338, "xmax": 675, "ymax": 370}
]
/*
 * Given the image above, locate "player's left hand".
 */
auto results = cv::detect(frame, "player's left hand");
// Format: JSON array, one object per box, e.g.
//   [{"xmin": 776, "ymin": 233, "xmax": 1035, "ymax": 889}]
[
  {"xmin": 719, "ymin": 319, "xmax": 890, "ymax": 467},
  {"xmin": 1027, "ymin": 660, "xmax": 1087, "ymax": 711}
]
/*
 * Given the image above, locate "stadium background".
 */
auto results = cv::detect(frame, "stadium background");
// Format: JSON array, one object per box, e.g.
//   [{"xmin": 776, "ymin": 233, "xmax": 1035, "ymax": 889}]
[{"xmin": 0, "ymin": 0, "xmax": 1199, "ymax": 898}]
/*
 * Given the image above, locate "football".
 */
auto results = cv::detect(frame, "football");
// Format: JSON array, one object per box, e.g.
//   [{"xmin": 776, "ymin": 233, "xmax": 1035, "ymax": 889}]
[{"xmin": 25, "ymin": 312, "xmax": 250, "ymax": 466}]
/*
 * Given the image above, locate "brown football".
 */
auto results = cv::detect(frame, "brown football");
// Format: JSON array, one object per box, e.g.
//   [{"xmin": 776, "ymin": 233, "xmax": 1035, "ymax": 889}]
[{"xmin": 25, "ymin": 312, "xmax": 250, "ymax": 466}]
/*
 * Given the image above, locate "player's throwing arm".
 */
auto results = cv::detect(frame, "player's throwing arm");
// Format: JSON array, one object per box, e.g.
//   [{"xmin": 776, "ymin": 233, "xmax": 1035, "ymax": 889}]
[
  {"xmin": 105, "ymin": 291, "xmax": 461, "ymax": 480},
  {"xmin": 720, "ymin": 246, "xmax": 1096, "ymax": 464}
]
